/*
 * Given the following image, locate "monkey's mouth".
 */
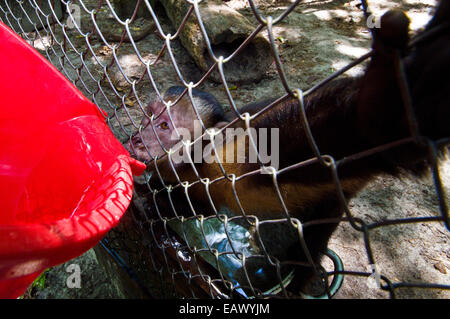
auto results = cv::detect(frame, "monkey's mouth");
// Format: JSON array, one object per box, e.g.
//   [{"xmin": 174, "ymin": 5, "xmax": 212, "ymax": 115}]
[
  {"xmin": 125, "ymin": 140, "xmax": 169, "ymax": 164},
  {"xmin": 125, "ymin": 141, "xmax": 150, "ymax": 161}
]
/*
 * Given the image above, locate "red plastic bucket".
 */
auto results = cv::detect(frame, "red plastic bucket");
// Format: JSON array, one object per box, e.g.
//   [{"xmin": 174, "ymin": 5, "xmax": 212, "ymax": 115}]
[{"xmin": 0, "ymin": 22, "xmax": 146, "ymax": 298}]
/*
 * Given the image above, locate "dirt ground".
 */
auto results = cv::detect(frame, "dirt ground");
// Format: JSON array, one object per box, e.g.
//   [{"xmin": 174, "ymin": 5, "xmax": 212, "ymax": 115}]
[{"xmin": 13, "ymin": 0, "xmax": 448, "ymax": 299}]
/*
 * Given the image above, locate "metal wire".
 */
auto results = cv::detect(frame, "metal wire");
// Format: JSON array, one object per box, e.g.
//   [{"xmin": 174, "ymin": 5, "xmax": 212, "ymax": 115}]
[{"xmin": 2, "ymin": 0, "xmax": 448, "ymax": 299}]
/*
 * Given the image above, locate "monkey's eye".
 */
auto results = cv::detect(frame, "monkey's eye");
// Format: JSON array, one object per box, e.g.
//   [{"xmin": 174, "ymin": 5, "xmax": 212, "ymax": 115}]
[{"xmin": 159, "ymin": 122, "xmax": 170, "ymax": 130}]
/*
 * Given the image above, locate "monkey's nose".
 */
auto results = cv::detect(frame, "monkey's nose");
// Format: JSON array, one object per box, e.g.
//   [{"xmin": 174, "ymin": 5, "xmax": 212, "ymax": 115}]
[
  {"xmin": 131, "ymin": 134, "xmax": 143, "ymax": 146},
  {"xmin": 124, "ymin": 135, "xmax": 143, "ymax": 155}
]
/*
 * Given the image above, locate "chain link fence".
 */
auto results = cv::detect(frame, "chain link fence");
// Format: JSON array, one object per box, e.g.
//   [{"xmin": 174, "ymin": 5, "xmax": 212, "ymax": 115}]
[{"xmin": 1, "ymin": 0, "xmax": 449, "ymax": 298}]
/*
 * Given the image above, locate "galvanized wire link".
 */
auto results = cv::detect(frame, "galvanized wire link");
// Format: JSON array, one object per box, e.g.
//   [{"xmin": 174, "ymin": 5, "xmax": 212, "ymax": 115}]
[{"xmin": 3, "ymin": 0, "xmax": 449, "ymax": 299}]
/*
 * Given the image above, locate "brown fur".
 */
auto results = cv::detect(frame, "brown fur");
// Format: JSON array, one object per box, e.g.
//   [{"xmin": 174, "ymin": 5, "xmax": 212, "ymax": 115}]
[{"xmin": 140, "ymin": 2, "xmax": 450, "ymax": 295}]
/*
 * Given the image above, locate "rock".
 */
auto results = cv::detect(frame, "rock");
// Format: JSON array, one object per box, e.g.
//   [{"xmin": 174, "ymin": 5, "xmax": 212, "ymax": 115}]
[{"xmin": 434, "ymin": 262, "xmax": 447, "ymax": 274}]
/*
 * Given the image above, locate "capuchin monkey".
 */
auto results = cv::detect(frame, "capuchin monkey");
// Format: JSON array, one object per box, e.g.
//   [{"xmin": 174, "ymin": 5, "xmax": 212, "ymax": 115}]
[
  {"xmin": 127, "ymin": 1, "xmax": 450, "ymax": 296},
  {"xmin": 125, "ymin": 86, "xmax": 228, "ymax": 161}
]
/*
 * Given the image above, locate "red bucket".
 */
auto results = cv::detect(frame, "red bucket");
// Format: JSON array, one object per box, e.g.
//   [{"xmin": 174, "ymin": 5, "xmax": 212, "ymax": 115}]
[{"xmin": 0, "ymin": 22, "xmax": 146, "ymax": 298}]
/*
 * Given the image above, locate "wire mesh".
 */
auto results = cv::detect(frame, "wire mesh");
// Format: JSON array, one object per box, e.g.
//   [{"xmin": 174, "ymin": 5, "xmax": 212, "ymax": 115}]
[{"xmin": 1, "ymin": 0, "xmax": 449, "ymax": 299}]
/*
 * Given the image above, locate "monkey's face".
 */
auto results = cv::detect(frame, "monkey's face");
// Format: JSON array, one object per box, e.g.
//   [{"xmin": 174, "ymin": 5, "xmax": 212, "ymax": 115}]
[
  {"xmin": 125, "ymin": 95, "xmax": 202, "ymax": 163},
  {"xmin": 125, "ymin": 100, "xmax": 181, "ymax": 162},
  {"xmin": 125, "ymin": 88, "xmax": 227, "ymax": 163}
]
